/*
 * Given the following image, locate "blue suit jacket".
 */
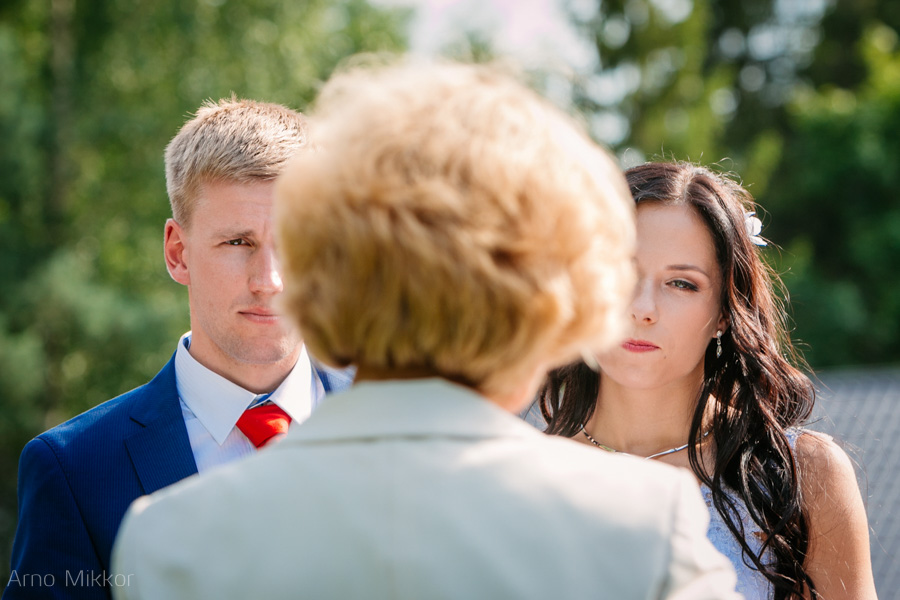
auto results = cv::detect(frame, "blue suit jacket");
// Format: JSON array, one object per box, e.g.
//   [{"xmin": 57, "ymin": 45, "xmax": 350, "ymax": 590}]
[{"xmin": 4, "ymin": 354, "xmax": 353, "ymax": 599}]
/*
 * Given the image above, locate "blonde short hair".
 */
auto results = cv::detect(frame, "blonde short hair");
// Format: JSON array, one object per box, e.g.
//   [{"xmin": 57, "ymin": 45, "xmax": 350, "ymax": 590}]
[
  {"xmin": 276, "ymin": 59, "xmax": 635, "ymax": 396},
  {"xmin": 165, "ymin": 98, "xmax": 308, "ymax": 228}
]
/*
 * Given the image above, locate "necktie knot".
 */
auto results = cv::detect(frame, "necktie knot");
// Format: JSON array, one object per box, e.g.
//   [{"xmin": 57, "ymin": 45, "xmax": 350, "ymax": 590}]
[{"xmin": 236, "ymin": 403, "xmax": 292, "ymax": 448}]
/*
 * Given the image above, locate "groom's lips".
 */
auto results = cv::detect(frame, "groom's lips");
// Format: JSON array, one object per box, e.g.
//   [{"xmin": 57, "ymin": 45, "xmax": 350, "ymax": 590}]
[{"xmin": 239, "ymin": 308, "xmax": 280, "ymax": 324}]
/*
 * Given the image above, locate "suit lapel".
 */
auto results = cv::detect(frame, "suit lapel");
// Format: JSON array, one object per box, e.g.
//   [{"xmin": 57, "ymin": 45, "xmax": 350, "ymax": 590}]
[
  {"xmin": 125, "ymin": 356, "xmax": 199, "ymax": 495},
  {"xmin": 314, "ymin": 362, "xmax": 355, "ymax": 394},
  {"xmin": 121, "ymin": 354, "xmax": 350, "ymax": 496}
]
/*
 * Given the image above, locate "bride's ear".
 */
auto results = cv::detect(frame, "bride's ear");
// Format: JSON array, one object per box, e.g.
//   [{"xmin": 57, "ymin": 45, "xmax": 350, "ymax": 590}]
[{"xmin": 716, "ymin": 313, "xmax": 729, "ymax": 336}]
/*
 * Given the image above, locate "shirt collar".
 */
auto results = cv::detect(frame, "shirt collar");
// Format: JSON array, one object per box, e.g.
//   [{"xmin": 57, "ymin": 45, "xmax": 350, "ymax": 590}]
[{"xmin": 174, "ymin": 332, "xmax": 315, "ymax": 445}]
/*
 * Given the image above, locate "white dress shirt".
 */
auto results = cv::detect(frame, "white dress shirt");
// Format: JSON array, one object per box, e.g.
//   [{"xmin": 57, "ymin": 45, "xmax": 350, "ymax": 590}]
[{"xmin": 174, "ymin": 332, "xmax": 325, "ymax": 472}]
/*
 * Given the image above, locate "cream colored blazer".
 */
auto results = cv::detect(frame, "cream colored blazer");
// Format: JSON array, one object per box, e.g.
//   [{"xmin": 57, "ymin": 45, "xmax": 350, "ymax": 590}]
[{"xmin": 112, "ymin": 379, "xmax": 740, "ymax": 600}]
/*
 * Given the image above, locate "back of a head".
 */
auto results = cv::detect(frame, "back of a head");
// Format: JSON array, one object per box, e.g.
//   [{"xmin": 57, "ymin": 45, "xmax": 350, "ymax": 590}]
[
  {"xmin": 276, "ymin": 58, "xmax": 636, "ymax": 397},
  {"xmin": 165, "ymin": 98, "xmax": 309, "ymax": 227}
]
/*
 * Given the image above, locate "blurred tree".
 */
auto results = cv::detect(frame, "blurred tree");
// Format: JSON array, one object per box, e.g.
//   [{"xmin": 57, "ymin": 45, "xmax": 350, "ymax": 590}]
[
  {"xmin": 766, "ymin": 22, "xmax": 900, "ymax": 366},
  {"xmin": 0, "ymin": 0, "xmax": 408, "ymax": 573},
  {"xmin": 559, "ymin": 0, "xmax": 900, "ymax": 368},
  {"xmin": 563, "ymin": 0, "xmax": 824, "ymax": 171}
]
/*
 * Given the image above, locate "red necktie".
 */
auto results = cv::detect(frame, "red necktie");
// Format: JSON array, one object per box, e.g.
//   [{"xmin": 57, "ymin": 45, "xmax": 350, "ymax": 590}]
[{"xmin": 236, "ymin": 404, "xmax": 292, "ymax": 448}]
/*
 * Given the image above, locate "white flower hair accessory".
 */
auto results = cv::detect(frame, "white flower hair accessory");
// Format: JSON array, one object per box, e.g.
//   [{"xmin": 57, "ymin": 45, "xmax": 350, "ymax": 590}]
[{"xmin": 744, "ymin": 211, "xmax": 767, "ymax": 246}]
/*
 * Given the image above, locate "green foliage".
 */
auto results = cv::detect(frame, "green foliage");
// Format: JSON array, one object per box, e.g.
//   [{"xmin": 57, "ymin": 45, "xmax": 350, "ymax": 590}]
[
  {"xmin": 0, "ymin": 0, "xmax": 408, "ymax": 574},
  {"xmin": 568, "ymin": 0, "xmax": 739, "ymax": 161},
  {"xmin": 767, "ymin": 23, "xmax": 900, "ymax": 366},
  {"xmin": 565, "ymin": 1, "xmax": 900, "ymax": 368}
]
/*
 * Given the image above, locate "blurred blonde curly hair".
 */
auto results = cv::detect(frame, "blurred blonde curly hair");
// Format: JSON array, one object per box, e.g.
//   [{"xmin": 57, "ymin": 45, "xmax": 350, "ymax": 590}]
[{"xmin": 275, "ymin": 58, "xmax": 635, "ymax": 397}]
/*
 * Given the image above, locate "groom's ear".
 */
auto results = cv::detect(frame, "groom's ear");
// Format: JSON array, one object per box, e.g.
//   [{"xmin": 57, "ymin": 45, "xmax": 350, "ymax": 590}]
[{"xmin": 164, "ymin": 219, "xmax": 191, "ymax": 286}]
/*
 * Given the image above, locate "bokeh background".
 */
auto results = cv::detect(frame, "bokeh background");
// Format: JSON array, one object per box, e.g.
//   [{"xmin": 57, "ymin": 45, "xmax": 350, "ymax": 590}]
[{"xmin": 2, "ymin": 0, "xmax": 899, "ymax": 588}]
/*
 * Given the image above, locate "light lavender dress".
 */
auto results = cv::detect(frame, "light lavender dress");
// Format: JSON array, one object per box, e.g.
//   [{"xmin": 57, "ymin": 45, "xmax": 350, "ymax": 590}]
[{"xmin": 701, "ymin": 429, "xmax": 807, "ymax": 600}]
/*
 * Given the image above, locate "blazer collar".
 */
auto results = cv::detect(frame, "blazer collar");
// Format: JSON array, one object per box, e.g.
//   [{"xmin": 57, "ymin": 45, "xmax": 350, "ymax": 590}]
[
  {"xmin": 283, "ymin": 378, "xmax": 541, "ymax": 445},
  {"xmin": 127, "ymin": 354, "xmax": 182, "ymax": 427},
  {"xmin": 125, "ymin": 355, "xmax": 199, "ymax": 494},
  {"xmin": 313, "ymin": 361, "xmax": 356, "ymax": 393}
]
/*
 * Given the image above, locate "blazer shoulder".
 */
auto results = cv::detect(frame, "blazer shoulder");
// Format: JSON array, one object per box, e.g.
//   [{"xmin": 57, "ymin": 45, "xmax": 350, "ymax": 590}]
[
  {"xmin": 532, "ymin": 441, "xmax": 738, "ymax": 597},
  {"xmin": 535, "ymin": 433, "xmax": 693, "ymax": 490},
  {"xmin": 35, "ymin": 356, "xmax": 178, "ymax": 458},
  {"xmin": 526, "ymin": 435, "xmax": 706, "ymax": 526}
]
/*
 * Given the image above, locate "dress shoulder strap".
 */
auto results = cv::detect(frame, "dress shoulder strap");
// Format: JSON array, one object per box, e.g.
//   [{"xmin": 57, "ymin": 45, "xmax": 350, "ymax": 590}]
[{"xmin": 785, "ymin": 426, "xmax": 832, "ymax": 451}]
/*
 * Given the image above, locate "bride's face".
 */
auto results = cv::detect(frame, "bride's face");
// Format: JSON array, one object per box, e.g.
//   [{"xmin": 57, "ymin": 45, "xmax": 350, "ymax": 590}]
[{"xmin": 596, "ymin": 202, "xmax": 726, "ymax": 392}]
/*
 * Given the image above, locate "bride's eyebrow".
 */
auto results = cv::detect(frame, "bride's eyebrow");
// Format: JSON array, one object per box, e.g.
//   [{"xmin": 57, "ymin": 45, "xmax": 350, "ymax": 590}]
[{"xmin": 666, "ymin": 264, "xmax": 710, "ymax": 278}]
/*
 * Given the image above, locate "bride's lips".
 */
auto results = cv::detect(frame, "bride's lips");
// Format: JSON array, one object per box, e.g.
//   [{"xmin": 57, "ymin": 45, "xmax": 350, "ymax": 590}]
[{"xmin": 622, "ymin": 339, "xmax": 659, "ymax": 353}]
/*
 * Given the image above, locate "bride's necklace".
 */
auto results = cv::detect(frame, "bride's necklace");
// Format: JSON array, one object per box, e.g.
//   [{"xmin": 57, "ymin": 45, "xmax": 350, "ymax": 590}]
[{"xmin": 579, "ymin": 424, "xmax": 710, "ymax": 460}]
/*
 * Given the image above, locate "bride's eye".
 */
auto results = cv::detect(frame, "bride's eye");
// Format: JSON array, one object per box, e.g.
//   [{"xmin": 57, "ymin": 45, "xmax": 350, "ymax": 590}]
[{"xmin": 670, "ymin": 279, "xmax": 698, "ymax": 292}]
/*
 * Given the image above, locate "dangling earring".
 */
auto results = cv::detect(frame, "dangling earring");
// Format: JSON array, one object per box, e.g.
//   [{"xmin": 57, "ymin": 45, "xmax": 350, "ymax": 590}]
[{"xmin": 716, "ymin": 330, "xmax": 723, "ymax": 358}]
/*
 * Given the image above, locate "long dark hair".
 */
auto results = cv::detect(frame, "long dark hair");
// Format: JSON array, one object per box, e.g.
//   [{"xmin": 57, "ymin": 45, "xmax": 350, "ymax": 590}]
[{"xmin": 540, "ymin": 162, "xmax": 817, "ymax": 599}]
